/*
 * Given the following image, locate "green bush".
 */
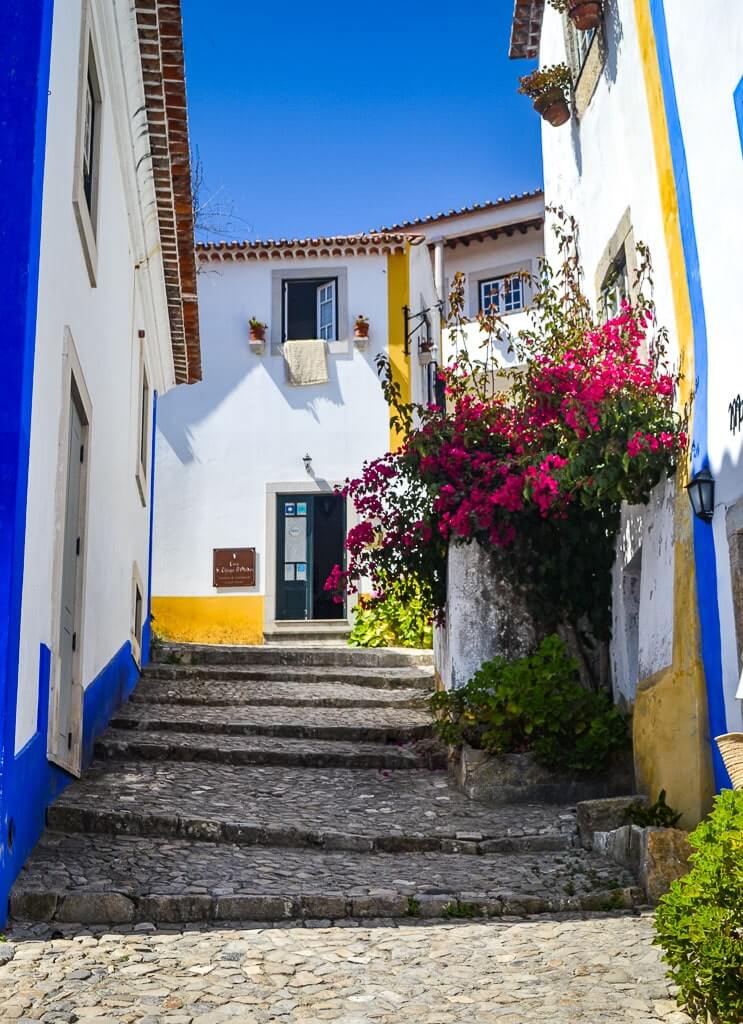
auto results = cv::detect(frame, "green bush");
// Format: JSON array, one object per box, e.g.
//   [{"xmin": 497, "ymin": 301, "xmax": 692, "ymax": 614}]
[
  {"xmin": 654, "ymin": 789, "xmax": 743, "ymax": 1024},
  {"xmin": 430, "ymin": 634, "xmax": 629, "ymax": 774},
  {"xmin": 349, "ymin": 575, "xmax": 433, "ymax": 649}
]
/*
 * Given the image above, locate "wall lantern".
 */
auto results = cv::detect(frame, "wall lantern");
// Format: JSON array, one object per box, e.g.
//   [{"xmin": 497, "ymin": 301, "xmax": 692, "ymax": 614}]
[
  {"xmin": 302, "ymin": 453, "xmax": 312, "ymax": 474},
  {"xmin": 687, "ymin": 467, "xmax": 715, "ymax": 523}
]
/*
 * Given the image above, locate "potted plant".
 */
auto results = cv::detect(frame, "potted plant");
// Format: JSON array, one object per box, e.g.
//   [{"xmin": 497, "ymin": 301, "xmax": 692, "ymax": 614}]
[
  {"xmin": 353, "ymin": 315, "xmax": 370, "ymax": 340},
  {"xmin": 249, "ymin": 317, "xmax": 267, "ymax": 342},
  {"xmin": 548, "ymin": 0, "xmax": 603, "ymax": 31},
  {"xmin": 518, "ymin": 64, "xmax": 572, "ymax": 127}
]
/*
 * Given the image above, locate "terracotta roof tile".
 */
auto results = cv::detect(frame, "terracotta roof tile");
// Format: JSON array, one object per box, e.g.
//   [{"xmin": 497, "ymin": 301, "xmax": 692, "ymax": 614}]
[
  {"xmin": 197, "ymin": 234, "xmax": 414, "ymax": 262},
  {"xmin": 375, "ymin": 190, "xmax": 544, "ymax": 233}
]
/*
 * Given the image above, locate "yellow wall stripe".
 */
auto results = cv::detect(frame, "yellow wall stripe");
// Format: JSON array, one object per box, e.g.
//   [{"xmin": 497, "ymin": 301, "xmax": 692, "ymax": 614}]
[{"xmin": 386, "ymin": 247, "xmax": 411, "ymax": 451}]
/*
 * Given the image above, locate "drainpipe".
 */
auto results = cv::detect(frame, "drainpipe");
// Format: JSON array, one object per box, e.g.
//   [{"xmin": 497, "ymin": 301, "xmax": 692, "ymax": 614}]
[{"xmin": 433, "ymin": 238, "xmax": 445, "ymax": 362}]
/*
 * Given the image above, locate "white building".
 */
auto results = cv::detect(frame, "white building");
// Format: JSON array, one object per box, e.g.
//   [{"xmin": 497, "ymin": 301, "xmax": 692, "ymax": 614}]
[
  {"xmin": 0, "ymin": 0, "xmax": 200, "ymax": 915},
  {"xmin": 509, "ymin": 0, "xmax": 743, "ymax": 821},
  {"xmin": 152, "ymin": 196, "xmax": 544, "ymax": 645}
]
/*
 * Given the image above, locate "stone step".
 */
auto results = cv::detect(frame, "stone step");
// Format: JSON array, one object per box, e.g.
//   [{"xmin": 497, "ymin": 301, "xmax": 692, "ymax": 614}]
[
  {"xmin": 143, "ymin": 662, "xmax": 435, "ymax": 691},
  {"xmin": 151, "ymin": 642, "xmax": 433, "ymax": 670},
  {"xmin": 263, "ymin": 628, "xmax": 352, "ymax": 645},
  {"xmin": 10, "ymin": 831, "xmax": 643, "ymax": 925},
  {"xmin": 111, "ymin": 703, "xmax": 433, "ymax": 744},
  {"xmin": 46, "ymin": 760, "xmax": 577, "ymax": 854},
  {"xmin": 96, "ymin": 729, "xmax": 445, "ymax": 770},
  {"xmin": 130, "ymin": 678, "xmax": 428, "ymax": 710}
]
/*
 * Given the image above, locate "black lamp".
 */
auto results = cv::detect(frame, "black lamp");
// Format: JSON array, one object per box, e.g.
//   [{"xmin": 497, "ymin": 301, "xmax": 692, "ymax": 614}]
[
  {"xmin": 302, "ymin": 453, "xmax": 312, "ymax": 474},
  {"xmin": 687, "ymin": 467, "xmax": 715, "ymax": 523}
]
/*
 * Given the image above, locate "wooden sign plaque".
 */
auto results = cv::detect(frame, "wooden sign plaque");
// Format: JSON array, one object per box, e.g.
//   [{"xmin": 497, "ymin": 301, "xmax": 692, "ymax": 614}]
[{"xmin": 213, "ymin": 547, "xmax": 256, "ymax": 588}]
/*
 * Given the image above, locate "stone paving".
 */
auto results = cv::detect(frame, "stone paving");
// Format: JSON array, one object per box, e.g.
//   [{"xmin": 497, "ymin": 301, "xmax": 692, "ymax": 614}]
[{"xmin": 0, "ymin": 915, "xmax": 690, "ymax": 1023}]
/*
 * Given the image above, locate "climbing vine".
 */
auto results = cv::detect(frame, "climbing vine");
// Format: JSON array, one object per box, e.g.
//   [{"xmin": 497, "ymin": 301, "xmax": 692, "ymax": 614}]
[{"xmin": 327, "ymin": 211, "xmax": 687, "ymax": 685}]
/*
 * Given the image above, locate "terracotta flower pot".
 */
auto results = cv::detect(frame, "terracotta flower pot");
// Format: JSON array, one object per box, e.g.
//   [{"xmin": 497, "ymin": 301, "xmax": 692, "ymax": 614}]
[
  {"xmin": 533, "ymin": 87, "xmax": 571, "ymax": 127},
  {"xmin": 568, "ymin": 0, "xmax": 603, "ymax": 31},
  {"xmin": 249, "ymin": 324, "xmax": 266, "ymax": 342},
  {"xmin": 354, "ymin": 321, "xmax": 370, "ymax": 339}
]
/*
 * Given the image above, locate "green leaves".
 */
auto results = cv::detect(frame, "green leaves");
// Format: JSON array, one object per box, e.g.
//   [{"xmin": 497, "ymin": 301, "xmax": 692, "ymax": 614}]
[
  {"xmin": 430, "ymin": 635, "xmax": 629, "ymax": 773},
  {"xmin": 654, "ymin": 790, "xmax": 743, "ymax": 1023},
  {"xmin": 349, "ymin": 574, "xmax": 434, "ymax": 650}
]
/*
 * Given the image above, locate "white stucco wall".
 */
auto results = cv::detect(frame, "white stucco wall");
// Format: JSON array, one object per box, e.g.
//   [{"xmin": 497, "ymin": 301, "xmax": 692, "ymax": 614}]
[
  {"xmin": 539, "ymin": 0, "xmax": 743, "ymax": 727},
  {"xmin": 153, "ymin": 253, "xmax": 395, "ymax": 621},
  {"xmin": 15, "ymin": 0, "xmax": 176, "ymax": 752}
]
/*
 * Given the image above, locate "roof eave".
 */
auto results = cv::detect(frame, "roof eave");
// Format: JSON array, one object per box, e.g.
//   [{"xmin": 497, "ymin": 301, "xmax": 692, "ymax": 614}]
[{"xmin": 135, "ymin": 0, "xmax": 202, "ymax": 385}]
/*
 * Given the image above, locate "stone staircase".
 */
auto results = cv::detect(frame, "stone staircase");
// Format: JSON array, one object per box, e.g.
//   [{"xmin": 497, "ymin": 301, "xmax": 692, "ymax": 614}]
[{"xmin": 9, "ymin": 643, "xmax": 643, "ymax": 928}]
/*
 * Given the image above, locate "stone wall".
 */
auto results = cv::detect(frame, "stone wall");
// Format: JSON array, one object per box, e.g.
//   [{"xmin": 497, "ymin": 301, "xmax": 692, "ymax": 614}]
[{"xmin": 435, "ymin": 541, "xmax": 536, "ymax": 690}]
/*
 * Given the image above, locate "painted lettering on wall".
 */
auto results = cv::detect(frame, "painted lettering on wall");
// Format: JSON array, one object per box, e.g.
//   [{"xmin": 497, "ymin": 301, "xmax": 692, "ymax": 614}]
[{"xmin": 729, "ymin": 394, "xmax": 743, "ymax": 436}]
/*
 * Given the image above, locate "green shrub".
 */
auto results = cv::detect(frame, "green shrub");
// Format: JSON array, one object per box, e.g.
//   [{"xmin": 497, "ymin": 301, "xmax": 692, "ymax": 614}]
[
  {"xmin": 654, "ymin": 789, "xmax": 743, "ymax": 1024},
  {"xmin": 430, "ymin": 634, "xmax": 629, "ymax": 774},
  {"xmin": 349, "ymin": 575, "xmax": 433, "ymax": 649},
  {"xmin": 626, "ymin": 789, "xmax": 682, "ymax": 829}
]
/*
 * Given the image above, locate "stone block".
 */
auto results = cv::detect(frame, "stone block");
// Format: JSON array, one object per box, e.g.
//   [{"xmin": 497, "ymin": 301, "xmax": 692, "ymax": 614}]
[
  {"xmin": 56, "ymin": 893, "xmax": 135, "ymax": 924},
  {"xmin": 350, "ymin": 895, "xmax": 408, "ymax": 918},
  {"xmin": 137, "ymin": 894, "xmax": 212, "ymax": 923},
  {"xmin": 641, "ymin": 828, "xmax": 693, "ymax": 903},
  {"xmin": 299, "ymin": 895, "xmax": 348, "ymax": 919},
  {"xmin": 455, "ymin": 746, "xmax": 636, "ymax": 806},
  {"xmin": 9, "ymin": 891, "xmax": 58, "ymax": 921},
  {"xmin": 577, "ymin": 795, "xmax": 647, "ymax": 849},
  {"xmin": 214, "ymin": 895, "xmax": 295, "ymax": 921}
]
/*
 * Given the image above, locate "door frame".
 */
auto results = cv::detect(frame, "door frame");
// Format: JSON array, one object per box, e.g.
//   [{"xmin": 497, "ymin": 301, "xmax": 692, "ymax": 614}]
[
  {"xmin": 264, "ymin": 479, "xmax": 357, "ymax": 634},
  {"xmin": 48, "ymin": 329, "xmax": 92, "ymax": 776}
]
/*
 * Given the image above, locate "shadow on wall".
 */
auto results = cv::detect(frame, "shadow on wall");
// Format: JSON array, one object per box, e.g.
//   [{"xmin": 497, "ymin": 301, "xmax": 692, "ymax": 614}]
[
  {"xmin": 603, "ymin": 1, "xmax": 624, "ymax": 88},
  {"xmin": 158, "ymin": 285, "xmax": 382, "ymax": 465}
]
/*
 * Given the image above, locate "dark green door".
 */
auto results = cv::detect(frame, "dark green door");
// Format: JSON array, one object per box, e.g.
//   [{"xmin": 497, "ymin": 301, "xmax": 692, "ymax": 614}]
[{"xmin": 276, "ymin": 494, "xmax": 345, "ymax": 620}]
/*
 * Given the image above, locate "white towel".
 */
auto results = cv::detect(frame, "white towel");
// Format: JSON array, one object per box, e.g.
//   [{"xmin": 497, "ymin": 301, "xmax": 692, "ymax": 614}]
[{"xmin": 283, "ymin": 339, "xmax": 329, "ymax": 386}]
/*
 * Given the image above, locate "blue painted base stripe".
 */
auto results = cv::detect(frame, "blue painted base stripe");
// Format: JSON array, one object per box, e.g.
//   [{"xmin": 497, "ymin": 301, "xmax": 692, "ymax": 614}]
[{"xmin": 0, "ymin": 640, "xmax": 139, "ymax": 926}]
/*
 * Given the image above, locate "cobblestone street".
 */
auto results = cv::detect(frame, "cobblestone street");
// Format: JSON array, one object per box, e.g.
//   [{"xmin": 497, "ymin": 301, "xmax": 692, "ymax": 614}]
[
  {"xmin": 3, "ymin": 643, "xmax": 689, "ymax": 1021},
  {"xmin": 0, "ymin": 915, "xmax": 688, "ymax": 1023}
]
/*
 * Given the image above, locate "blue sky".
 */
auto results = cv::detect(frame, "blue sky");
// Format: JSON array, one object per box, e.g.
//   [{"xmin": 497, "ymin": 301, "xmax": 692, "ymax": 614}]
[{"xmin": 181, "ymin": 0, "xmax": 541, "ymax": 242}]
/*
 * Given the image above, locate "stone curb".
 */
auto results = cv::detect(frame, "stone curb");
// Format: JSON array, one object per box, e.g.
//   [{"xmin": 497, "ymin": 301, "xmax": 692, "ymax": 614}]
[
  {"xmin": 109, "ymin": 711, "xmax": 434, "ymax": 745},
  {"xmin": 94, "ymin": 734, "xmax": 447, "ymax": 770},
  {"xmin": 46, "ymin": 804, "xmax": 574, "ymax": 855},
  {"xmin": 142, "ymin": 665, "xmax": 435, "ymax": 691},
  {"xmin": 10, "ymin": 885, "xmax": 645, "ymax": 925},
  {"xmin": 152, "ymin": 644, "xmax": 434, "ymax": 669}
]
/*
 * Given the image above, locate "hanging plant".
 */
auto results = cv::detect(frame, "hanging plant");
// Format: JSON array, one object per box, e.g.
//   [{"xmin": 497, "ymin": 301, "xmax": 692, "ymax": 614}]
[
  {"xmin": 548, "ymin": 0, "xmax": 604, "ymax": 31},
  {"xmin": 518, "ymin": 64, "xmax": 573, "ymax": 127}
]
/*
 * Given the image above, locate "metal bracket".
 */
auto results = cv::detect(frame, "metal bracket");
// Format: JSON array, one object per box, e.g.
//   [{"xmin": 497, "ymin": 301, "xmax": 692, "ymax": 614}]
[{"xmin": 403, "ymin": 302, "xmax": 443, "ymax": 356}]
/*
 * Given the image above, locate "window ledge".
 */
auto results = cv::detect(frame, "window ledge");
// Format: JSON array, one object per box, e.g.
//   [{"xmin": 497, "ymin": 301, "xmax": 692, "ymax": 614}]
[{"xmin": 270, "ymin": 338, "xmax": 352, "ymax": 357}]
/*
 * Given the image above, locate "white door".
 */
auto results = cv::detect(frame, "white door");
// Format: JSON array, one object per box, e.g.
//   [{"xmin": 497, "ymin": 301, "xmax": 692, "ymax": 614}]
[{"xmin": 49, "ymin": 394, "xmax": 86, "ymax": 774}]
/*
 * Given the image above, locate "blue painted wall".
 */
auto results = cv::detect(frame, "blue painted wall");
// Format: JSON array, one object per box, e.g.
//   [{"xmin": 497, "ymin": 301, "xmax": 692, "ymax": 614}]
[
  {"xmin": 0, "ymin": 0, "xmax": 55, "ymax": 917},
  {"xmin": 649, "ymin": 0, "xmax": 730, "ymax": 790}
]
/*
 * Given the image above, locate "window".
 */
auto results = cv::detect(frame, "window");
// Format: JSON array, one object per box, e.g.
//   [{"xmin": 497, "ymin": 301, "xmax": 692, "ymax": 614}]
[
  {"xmin": 282, "ymin": 278, "xmax": 337, "ymax": 341},
  {"xmin": 135, "ymin": 352, "xmax": 151, "ymax": 505},
  {"xmin": 479, "ymin": 275, "xmax": 524, "ymax": 316},
  {"xmin": 573, "ymin": 25, "xmax": 596, "ymax": 79},
  {"xmin": 73, "ymin": 10, "xmax": 103, "ymax": 285},
  {"xmin": 600, "ymin": 252, "xmax": 629, "ymax": 319}
]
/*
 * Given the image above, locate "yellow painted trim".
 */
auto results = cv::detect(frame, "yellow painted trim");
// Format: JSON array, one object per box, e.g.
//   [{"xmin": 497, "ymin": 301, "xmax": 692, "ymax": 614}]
[
  {"xmin": 631, "ymin": 0, "xmax": 713, "ymax": 825},
  {"xmin": 386, "ymin": 246, "xmax": 411, "ymax": 451},
  {"xmin": 152, "ymin": 596, "xmax": 265, "ymax": 645}
]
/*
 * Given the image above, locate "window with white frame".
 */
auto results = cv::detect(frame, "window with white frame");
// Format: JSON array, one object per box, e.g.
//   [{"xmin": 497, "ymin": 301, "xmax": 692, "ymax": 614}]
[
  {"xmin": 135, "ymin": 351, "xmax": 150, "ymax": 505},
  {"xmin": 282, "ymin": 278, "xmax": 337, "ymax": 341},
  {"xmin": 479, "ymin": 275, "xmax": 524, "ymax": 316}
]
